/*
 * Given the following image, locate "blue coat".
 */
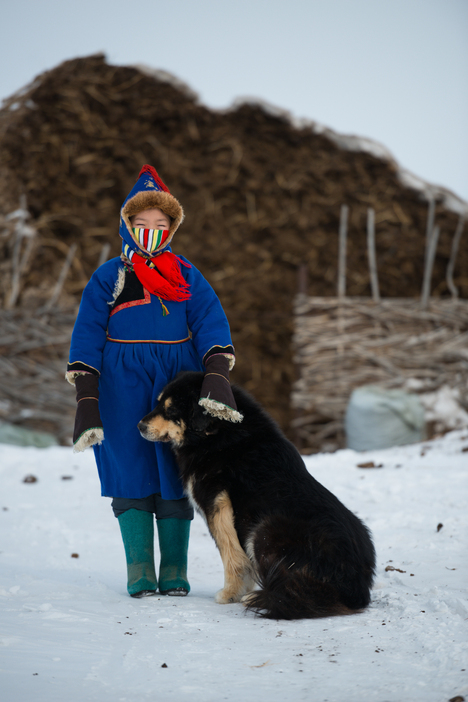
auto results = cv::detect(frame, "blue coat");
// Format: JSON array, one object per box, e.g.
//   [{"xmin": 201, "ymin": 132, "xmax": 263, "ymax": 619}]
[{"xmin": 68, "ymin": 255, "xmax": 234, "ymax": 500}]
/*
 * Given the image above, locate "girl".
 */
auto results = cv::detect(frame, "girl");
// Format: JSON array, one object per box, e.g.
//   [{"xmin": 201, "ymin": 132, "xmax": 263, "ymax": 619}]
[{"xmin": 67, "ymin": 165, "xmax": 241, "ymax": 598}]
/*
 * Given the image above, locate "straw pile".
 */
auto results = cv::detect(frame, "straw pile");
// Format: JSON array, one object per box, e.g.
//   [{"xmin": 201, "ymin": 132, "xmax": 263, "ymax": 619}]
[
  {"xmin": 292, "ymin": 297, "xmax": 468, "ymax": 452},
  {"xmin": 0, "ymin": 54, "xmax": 466, "ymax": 441}
]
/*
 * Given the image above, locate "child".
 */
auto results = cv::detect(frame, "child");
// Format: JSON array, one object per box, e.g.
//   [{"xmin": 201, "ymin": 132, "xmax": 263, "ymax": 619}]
[{"xmin": 66, "ymin": 165, "xmax": 242, "ymax": 598}]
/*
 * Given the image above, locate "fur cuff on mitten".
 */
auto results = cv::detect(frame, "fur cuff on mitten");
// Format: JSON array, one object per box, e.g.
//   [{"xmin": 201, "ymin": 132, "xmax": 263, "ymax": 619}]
[
  {"xmin": 199, "ymin": 354, "xmax": 243, "ymax": 423},
  {"xmin": 73, "ymin": 374, "xmax": 104, "ymax": 453}
]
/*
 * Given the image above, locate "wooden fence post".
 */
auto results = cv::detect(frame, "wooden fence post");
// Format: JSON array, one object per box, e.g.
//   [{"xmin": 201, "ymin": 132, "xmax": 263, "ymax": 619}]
[
  {"xmin": 366, "ymin": 208, "xmax": 380, "ymax": 302},
  {"xmin": 424, "ymin": 197, "xmax": 436, "ymax": 267},
  {"xmin": 421, "ymin": 224, "xmax": 440, "ymax": 309},
  {"xmin": 446, "ymin": 216, "xmax": 465, "ymax": 300},
  {"xmin": 337, "ymin": 205, "xmax": 348, "ymax": 298}
]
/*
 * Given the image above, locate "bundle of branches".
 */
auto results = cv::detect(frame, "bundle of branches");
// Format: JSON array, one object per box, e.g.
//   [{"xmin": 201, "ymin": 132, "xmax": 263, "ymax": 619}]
[
  {"xmin": 0, "ymin": 309, "xmax": 77, "ymax": 443},
  {"xmin": 292, "ymin": 297, "xmax": 468, "ymax": 452},
  {"xmin": 0, "ymin": 53, "xmax": 466, "ymax": 438}
]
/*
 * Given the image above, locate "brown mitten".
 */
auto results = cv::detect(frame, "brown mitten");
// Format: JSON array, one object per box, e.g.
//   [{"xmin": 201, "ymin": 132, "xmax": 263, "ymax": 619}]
[
  {"xmin": 72, "ymin": 374, "xmax": 104, "ymax": 453},
  {"xmin": 199, "ymin": 354, "xmax": 243, "ymax": 422}
]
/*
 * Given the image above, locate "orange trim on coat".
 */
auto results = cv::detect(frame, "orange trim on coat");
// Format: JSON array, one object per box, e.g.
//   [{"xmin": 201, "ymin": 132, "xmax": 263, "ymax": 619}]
[
  {"xmin": 109, "ymin": 287, "xmax": 151, "ymax": 316},
  {"xmin": 106, "ymin": 335, "xmax": 191, "ymax": 345}
]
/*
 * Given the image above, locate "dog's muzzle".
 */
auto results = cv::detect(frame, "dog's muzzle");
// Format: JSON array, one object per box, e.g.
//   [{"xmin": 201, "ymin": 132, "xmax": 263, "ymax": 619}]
[
  {"xmin": 137, "ymin": 419, "xmax": 167, "ymax": 442},
  {"xmin": 138, "ymin": 415, "xmax": 185, "ymax": 446}
]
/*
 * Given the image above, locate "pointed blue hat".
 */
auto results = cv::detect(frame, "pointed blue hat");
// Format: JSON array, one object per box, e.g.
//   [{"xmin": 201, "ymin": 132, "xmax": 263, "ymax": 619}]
[{"xmin": 119, "ymin": 165, "xmax": 184, "ymax": 255}]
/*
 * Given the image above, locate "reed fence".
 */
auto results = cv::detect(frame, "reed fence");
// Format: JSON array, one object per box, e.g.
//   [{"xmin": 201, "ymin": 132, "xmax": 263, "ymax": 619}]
[{"xmin": 292, "ymin": 205, "xmax": 467, "ymax": 453}]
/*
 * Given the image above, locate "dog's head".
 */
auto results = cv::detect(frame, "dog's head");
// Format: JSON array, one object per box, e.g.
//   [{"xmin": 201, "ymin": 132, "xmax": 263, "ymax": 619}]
[{"xmin": 138, "ymin": 371, "xmax": 220, "ymax": 449}]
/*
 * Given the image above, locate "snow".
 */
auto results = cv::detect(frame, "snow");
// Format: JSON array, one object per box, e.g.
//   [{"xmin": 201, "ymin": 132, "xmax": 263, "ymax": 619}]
[
  {"xmin": 1, "ymin": 431, "xmax": 467, "ymax": 702},
  {"xmin": 417, "ymin": 385, "xmax": 468, "ymax": 434}
]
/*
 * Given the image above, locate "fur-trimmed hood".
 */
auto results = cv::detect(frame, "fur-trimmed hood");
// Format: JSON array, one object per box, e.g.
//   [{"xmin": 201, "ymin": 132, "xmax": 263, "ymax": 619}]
[{"xmin": 119, "ymin": 165, "xmax": 184, "ymax": 256}]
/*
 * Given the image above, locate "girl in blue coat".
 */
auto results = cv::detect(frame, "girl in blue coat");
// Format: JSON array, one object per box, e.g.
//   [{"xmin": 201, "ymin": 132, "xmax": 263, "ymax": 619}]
[{"xmin": 67, "ymin": 165, "xmax": 241, "ymax": 598}]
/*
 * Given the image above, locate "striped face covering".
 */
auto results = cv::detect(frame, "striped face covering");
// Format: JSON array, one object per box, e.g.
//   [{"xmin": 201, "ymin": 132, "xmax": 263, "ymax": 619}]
[
  {"xmin": 121, "ymin": 227, "xmax": 191, "ymax": 303},
  {"xmin": 132, "ymin": 227, "xmax": 170, "ymax": 254}
]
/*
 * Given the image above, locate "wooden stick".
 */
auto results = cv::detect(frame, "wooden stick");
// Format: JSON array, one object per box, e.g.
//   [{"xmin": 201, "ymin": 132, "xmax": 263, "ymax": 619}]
[
  {"xmin": 44, "ymin": 243, "xmax": 78, "ymax": 313},
  {"xmin": 424, "ymin": 197, "xmax": 436, "ymax": 267},
  {"xmin": 337, "ymin": 205, "xmax": 348, "ymax": 298},
  {"xmin": 5, "ymin": 196, "xmax": 36, "ymax": 309},
  {"xmin": 6, "ymin": 231, "xmax": 22, "ymax": 310},
  {"xmin": 366, "ymin": 208, "xmax": 380, "ymax": 302},
  {"xmin": 98, "ymin": 242, "xmax": 111, "ymax": 269},
  {"xmin": 421, "ymin": 224, "xmax": 440, "ymax": 309},
  {"xmin": 446, "ymin": 216, "xmax": 465, "ymax": 300},
  {"xmin": 10, "ymin": 335, "xmax": 73, "ymax": 355},
  {"xmin": 297, "ymin": 263, "xmax": 308, "ymax": 295},
  {"xmin": 245, "ymin": 192, "xmax": 257, "ymax": 224}
]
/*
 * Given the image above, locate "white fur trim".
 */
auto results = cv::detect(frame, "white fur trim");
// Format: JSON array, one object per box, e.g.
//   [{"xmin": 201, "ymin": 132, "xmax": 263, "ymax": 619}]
[
  {"xmin": 108, "ymin": 266, "xmax": 126, "ymax": 305},
  {"xmin": 223, "ymin": 354, "xmax": 236, "ymax": 371},
  {"xmin": 122, "ymin": 189, "xmax": 184, "ymax": 239},
  {"xmin": 203, "ymin": 347, "xmax": 236, "ymax": 371},
  {"xmin": 73, "ymin": 427, "xmax": 104, "ymax": 453},
  {"xmin": 65, "ymin": 370, "xmax": 92, "ymax": 386},
  {"xmin": 198, "ymin": 397, "xmax": 243, "ymax": 423}
]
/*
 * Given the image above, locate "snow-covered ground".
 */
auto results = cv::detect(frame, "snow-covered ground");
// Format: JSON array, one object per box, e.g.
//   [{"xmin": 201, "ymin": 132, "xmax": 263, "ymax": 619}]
[{"xmin": 1, "ymin": 431, "xmax": 467, "ymax": 702}]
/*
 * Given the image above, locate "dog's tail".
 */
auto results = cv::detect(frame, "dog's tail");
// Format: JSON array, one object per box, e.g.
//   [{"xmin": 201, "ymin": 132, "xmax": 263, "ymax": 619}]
[{"xmin": 244, "ymin": 561, "xmax": 354, "ymax": 621}]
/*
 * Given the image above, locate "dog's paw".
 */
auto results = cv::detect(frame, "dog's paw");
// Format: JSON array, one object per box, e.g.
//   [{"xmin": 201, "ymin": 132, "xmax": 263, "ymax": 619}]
[{"xmin": 215, "ymin": 588, "xmax": 242, "ymax": 604}]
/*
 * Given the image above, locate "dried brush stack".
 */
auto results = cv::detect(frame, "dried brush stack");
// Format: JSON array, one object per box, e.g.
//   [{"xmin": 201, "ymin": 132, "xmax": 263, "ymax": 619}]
[
  {"xmin": 0, "ymin": 309, "xmax": 77, "ymax": 443},
  {"xmin": 0, "ymin": 54, "xmax": 467, "ymax": 441},
  {"xmin": 292, "ymin": 297, "xmax": 468, "ymax": 453}
]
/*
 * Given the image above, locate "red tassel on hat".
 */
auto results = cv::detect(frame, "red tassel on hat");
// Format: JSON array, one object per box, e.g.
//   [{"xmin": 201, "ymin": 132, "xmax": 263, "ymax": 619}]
[{"xmin": 138, "ymin": 165, "xmax": 170, "ymax": 193}]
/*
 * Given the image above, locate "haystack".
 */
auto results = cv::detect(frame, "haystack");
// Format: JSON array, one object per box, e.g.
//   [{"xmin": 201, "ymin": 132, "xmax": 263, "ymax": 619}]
[{"xmin": 0, "ymin": 54, "xmax": 466, "ymax": 442}]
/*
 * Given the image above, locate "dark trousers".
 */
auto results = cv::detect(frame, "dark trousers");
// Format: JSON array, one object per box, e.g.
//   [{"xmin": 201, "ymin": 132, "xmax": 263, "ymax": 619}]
[{"xmin": 112, "ymin": 493, "xmax": 194, "ymax": 520}]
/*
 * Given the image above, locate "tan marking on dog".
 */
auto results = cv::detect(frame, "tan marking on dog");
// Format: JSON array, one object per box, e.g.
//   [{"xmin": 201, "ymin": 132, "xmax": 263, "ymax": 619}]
[
  {"xmin": 164, "ymin": 397, "xmax": 172, "ymax": 410},
  {"xmin": 244, "ymin": 532, "xmax": 259, "ymax": 571},
  {"xmin": 207, "ymin": 491, "xmax": 256, "ymax": 604},
  {"xmin": 184, "ymin": 475, "xmax": 201, "ymax": 517},
  {"xmin": 241, "ymin": 591, "xmax": 258, "ymax": 607},
  {"xmin": 143, "ymin": 415, "xmax": 186, "ymax": 447},
  {"xmin": 157, "ymin": 392, "xmax": 163, "ymax": 401},
  {"xmin": 184, "ymin": 474, "xmax": 195, "ymax": 502}
]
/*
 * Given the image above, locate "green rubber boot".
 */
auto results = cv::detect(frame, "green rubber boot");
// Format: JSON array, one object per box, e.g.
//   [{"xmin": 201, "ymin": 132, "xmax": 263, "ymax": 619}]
[
  {"xmin": 157, "ymin": 518, "xmax": 191, "ymax": 596},
  {"xmin": 117, "ymin": 509, "xmax": 157, "ymax": 598}
]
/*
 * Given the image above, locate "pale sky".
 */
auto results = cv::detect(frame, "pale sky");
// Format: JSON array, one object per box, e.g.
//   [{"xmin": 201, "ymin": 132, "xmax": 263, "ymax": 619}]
[{"xmin": 2, "ymin": 0, "xmax": 467, "ymax": 200}]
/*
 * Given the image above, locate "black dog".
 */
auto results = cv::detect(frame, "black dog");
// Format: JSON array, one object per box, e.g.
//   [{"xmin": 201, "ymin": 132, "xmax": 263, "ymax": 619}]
[{"xmin": 138, "ymin": 372, "xmax": 376, "ymax": 620}]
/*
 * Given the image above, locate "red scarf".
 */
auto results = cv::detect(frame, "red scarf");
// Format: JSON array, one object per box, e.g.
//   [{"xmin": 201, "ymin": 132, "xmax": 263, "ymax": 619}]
[{"xmin": 131, "ymin": 252, "xmax": 191, "ymax": 302}]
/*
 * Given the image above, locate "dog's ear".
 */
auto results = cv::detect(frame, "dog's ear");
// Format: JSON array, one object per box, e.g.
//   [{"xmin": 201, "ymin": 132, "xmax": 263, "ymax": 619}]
[
  {"xmin": 191, "ymin": 404, "xmax": 212, "ymax": 432},
  {"xmin": 191, "ymin": 403, "xmax": 219, "ymax": 435}
]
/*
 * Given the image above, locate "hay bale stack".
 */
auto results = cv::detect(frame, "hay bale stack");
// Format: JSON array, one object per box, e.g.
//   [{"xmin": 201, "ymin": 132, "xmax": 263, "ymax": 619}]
[{"xmin": 0, "ymin": 53, "xmax": 466, "ymax": 439}]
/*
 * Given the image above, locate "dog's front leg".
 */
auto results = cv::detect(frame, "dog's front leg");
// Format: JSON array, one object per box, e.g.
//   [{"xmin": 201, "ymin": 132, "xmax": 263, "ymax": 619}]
[{"xmin": 208, "ymin": 491, "xmax": 256, "ymax": 604}]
